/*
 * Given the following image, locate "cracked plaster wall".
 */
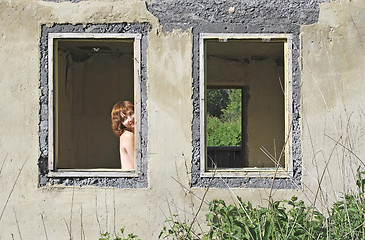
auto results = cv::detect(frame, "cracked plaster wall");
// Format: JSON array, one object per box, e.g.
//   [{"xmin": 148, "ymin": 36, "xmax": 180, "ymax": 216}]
[
  {"xmin": 1, "ymin": 0, "xmax": 365, "ymax": 238},
  {"xmin": 300, "ymin": 0, "xmax": 365, "ymax": 204}
]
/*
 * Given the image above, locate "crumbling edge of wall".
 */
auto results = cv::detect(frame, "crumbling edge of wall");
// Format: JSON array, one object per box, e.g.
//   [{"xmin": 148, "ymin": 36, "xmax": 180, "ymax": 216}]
[
  {"xmin": 38, "ymin": 23, "xmax": 151, "ymax": 188},
  {"xmin": 190, "ymin": 25, "xmax": 302, "ymax": 189}
]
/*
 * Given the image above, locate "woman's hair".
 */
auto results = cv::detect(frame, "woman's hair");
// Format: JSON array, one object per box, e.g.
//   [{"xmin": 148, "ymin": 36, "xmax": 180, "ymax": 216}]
[{"xmin": 111, "ymin": 100, "xmax": 134, "ymax": 137}]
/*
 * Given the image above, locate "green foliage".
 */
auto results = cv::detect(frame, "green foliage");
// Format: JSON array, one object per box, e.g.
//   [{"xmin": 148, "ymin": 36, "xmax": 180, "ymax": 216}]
[
  {"xmin": 99, "ymin": 228, "xmax": 141, "ymax": 240},
  {"xmin": 327, "ymin": 170, "xmax": 365, "ymax": 240},
  {"xmin": 206, "ymin": 89, "xmax": 242, "ymax": 147},
  {"xmin": 158, "ymin": 197, "xmax": 326, "ymax": 240},
  {"xmin": 159, "ymin": 214, "xmax": 199, "ymax": 240},
  {"xmin": 204, "ymin": 196, "xmax": 326, "ymax": 240},
  {"xmin": 206, "ymin": 116, "xmax": 241, "ymax": 147},
  {"xmin": 328, "ymin": 194, "xmax": 365, "ymax": 239},
  {"xmin": 103, "ymin": 170, "xmax": 365, "ymax": 240},
  {"xmin": 207, "ymin": 89, "xmax": 229, "ymax": 118},
  {"xmin": 221, "ymin": 89, "xmax": 242, "ymax": 122}
]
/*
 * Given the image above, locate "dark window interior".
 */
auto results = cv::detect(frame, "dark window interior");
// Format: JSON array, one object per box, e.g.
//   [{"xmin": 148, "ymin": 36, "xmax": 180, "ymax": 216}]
[
  {"xmin": 204, "ymin": 38, "xmax": 285, "ymax": 169},
  {"xmin": 54, "ymin": 38, "xmax": 134, "ymax": 169}
]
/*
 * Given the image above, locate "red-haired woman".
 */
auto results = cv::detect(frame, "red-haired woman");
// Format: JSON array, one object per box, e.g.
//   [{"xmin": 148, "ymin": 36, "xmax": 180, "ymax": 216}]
[{"xmin": 111, "ymin": 101, "xmax": 135, "ymax": 170}]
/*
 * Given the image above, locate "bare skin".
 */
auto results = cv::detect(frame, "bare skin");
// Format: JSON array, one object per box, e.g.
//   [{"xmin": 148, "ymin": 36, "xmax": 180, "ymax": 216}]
[
  {"xmin": 120, "ymin": 111, "xmax": 135, "ymax": 170},
  {"xmin": 119, "ymin": 130, "xmax": 134, "ymax": 170}
]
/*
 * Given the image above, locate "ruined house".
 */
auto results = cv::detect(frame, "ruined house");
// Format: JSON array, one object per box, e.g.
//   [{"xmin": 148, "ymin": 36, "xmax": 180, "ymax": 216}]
[{"xmin": 1, "ymin": 0, "xmax": 365, "ymax": 238}]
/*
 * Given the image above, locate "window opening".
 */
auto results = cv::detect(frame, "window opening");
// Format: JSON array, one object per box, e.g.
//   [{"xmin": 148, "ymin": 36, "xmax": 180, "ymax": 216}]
[
  {"xmin": 206, "ymin": 86, "xmax": 249, "ymax": 169},
  {"xmin": 48, "ymin": 33, "xmax": 141, "ymax": 177},
  {"xmin": 200, "ymin": 34, "xmax": 292, "ymax": 177}
]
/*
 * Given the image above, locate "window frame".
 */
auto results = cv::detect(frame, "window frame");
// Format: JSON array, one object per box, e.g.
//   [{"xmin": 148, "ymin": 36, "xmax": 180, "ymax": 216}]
[
  {"xmin": 47, "ymin": 32, "xmax": 142, "ymax": 178},
  {"xmin": 199, "ymin": 33, "xmax": 293, "ymax": 178}
]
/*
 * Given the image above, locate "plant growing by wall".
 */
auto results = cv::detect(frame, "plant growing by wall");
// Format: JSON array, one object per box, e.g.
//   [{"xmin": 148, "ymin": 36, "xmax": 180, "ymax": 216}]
[
  {"xmin": 159, "ymin": 197, "xmax": 326, "ymax": 240},
  {"xmin": 327, "ymin": 169, "xmax": 365, "ymax": 240},
  {"xmin": 159, "ymin": 214, "xmax": 199, "ymax": 240},
  {"xmin": 99, "ymin": 228, "xmax": 141, "ymax": 240},
  {"xmin": 203, "ymin": 196, "xmax": 326, "ymax": 240},
  {"xmin": 157, "ymin": 169, "xmax": 365, "ymax": 240}
]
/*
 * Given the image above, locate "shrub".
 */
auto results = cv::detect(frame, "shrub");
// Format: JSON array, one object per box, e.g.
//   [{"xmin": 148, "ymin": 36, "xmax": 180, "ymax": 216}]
[
  {"xmin": 108, "ymin": 170, "xmax": 365, "ymax": 240},
  {"xmin": 204, "ymin": 196, "xmax": 326, "ymax": 240},
  {"xmin": 327, "ymin": 169, "xmax": 365, "ymax": 240},
  {"xmin": 159, "ymin": 214, "xmax": 199, "ymax": 240},
  {"xmin": 159, "ymin": 196, "xmax": 326, "ymax": 240}
]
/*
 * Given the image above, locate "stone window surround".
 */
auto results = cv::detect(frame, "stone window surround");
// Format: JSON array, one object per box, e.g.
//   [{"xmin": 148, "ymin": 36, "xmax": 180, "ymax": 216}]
[
  {"xmin": 198, "ymin": 33, "xmax": 293, "ymax": 178},
  {"xmin": 38, "ymin": 23, "xmax": 150, "ymax": 188},
  {"xmin": 191, "ymin": 28, "xmax": 302, "ymax": 189}
]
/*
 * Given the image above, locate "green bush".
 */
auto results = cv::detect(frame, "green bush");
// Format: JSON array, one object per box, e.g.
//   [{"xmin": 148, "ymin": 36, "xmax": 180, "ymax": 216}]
[
  {"xmin": 159, "ymin": 197, "xmax": 327, "ymax": 240},
  {"xmin": 327, "ymin": 170, "xmax": 365, "ymax": 240},
  {"xmin": 159, "ymin": 170, "xmax": 365, "ymax": 240},
  {"xmin": 106, "ymin": 170, "xmax": 365, "ymax": 240},
  {"xmin": 206, "ymin": 88, "xmax": 242, "ymax": 147},
  {"xmin": 206, "ymin": 116, "xmax": 241, "ymax": 147},
  {"xmin": 204, "ymin": 196, "xmax": 326, "ymax": 240},
  {"xmin": 159, "ymin": 214, "xmax": 199, "ymax": 240}
]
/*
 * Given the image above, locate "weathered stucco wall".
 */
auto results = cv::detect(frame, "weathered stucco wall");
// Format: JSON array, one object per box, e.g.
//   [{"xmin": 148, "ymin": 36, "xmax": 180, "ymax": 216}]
[
  {"xmin": 0, "ymin": 1, "xmax": 164, "ymax": 238},
  {"xmin": 301, "ymin": 0, "xmax": 365, "ymax": 209},
  {"xmin": 1, "ymin": 0, "xmax": 365, "ymax": 238}
]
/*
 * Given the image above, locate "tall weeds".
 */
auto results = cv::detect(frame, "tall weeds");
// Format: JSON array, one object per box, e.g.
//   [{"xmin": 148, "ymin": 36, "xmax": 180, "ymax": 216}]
[{"xmin": 157, "ymin": 169, "xmax": 365, "ymax": 240}]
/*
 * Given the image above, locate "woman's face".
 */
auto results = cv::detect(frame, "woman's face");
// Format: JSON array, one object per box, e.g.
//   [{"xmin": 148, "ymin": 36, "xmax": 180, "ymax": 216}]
[{"xmin": 121, "ymin": 109, "xmax": 135, "ymax": 130}]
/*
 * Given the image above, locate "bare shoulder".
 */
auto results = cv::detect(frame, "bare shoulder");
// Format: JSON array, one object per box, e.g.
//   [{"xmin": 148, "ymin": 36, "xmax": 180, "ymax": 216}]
[{"xmin": 121, "ymin": 130, "xmax": 134, "ymax": 140}]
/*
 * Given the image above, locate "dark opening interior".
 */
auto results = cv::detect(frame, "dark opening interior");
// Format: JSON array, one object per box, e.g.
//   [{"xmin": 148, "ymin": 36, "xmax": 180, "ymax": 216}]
[
  {"xmin": 205, "ymin": 38, "xmax": 285, "ymax": 169},
  {"xmin": 55, "ymin": 38, "xmax": 135, "ymax": 169}
]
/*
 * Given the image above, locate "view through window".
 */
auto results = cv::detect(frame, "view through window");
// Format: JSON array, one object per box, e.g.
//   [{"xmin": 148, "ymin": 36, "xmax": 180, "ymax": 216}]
[
  {"xmin": 200, "ymin": 34, "xmax": 291, "ymax": 174},
  {"xmin": 206, "ymin": 87, "xmax": 248, "ymax": 168}
]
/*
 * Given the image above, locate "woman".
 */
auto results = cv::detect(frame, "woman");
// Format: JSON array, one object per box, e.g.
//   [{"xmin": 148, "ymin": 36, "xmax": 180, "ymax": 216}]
[{"xmin": 111, "ymin": 100, "xmax": 135, "ymax": 170}]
